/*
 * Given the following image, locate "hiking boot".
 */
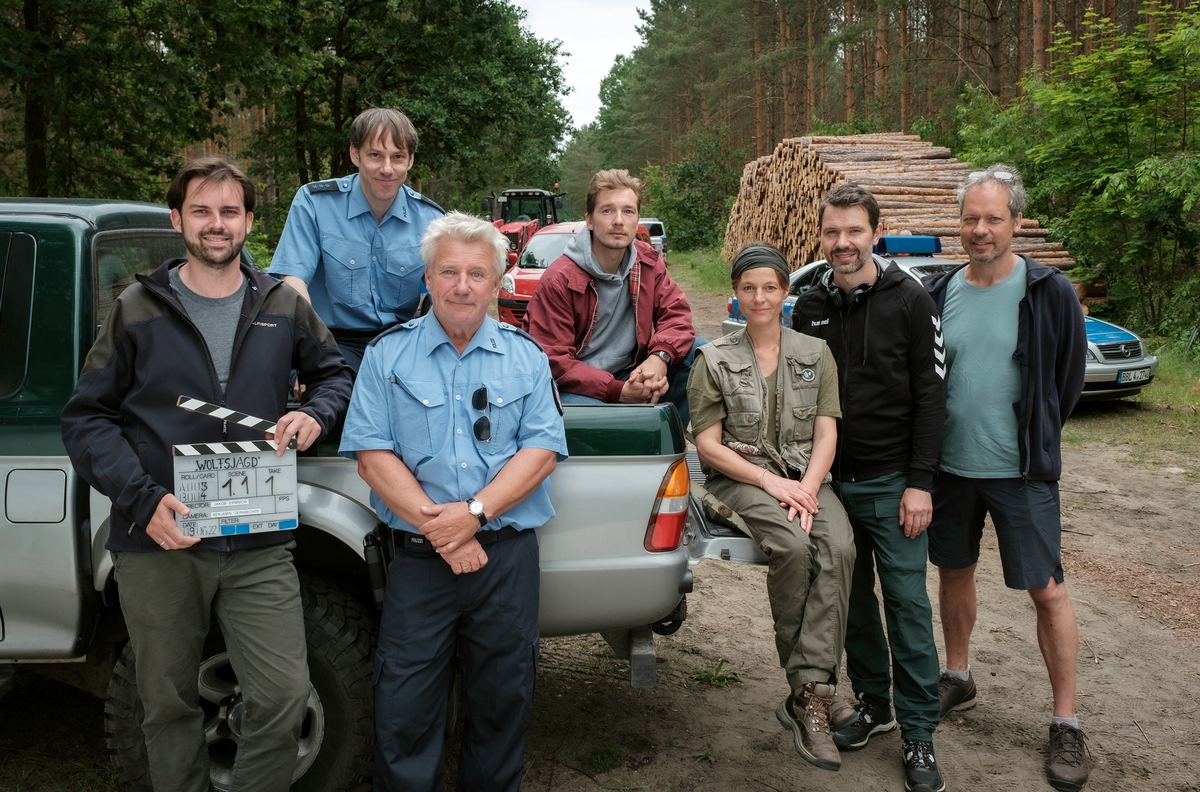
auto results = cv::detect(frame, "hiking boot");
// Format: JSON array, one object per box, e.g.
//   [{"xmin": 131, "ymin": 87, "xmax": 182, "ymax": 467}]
[
  {"xmin": 902, "ymin": 739, "xmax": 946, "ymax": 792},
  {"xmin": 831, "ymin": 691, "xmax": 897, "ymax": 750},
  {"xmin": 938, "ymin": 670, "xmax": 977, "ymax": 717},
  {"xmin": 775, "ymin": 682, "xmax": 841, "ymax": 771},
  {"xmin": 1046, "ymin": 723, "xmax": 1090, "ymax": 791}
]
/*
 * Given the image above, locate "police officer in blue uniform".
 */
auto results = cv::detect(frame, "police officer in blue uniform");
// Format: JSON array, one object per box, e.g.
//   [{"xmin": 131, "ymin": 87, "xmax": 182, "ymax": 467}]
[
  {"xmin": 339, "ymin": 211, "xmax": 567, "ymax": 792},
  {"xmin": 270, "ymin": 107, "xmax": 445, "ymax": 370}
]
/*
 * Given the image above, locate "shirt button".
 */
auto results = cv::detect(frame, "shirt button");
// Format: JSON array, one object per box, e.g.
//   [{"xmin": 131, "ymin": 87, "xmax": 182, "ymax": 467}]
[
  {"xmin": 455, "ymin": 394, "xmax": 461, "ymax": 400},
  {"xmin": 422, "ymin": 399, "xmax": 428, "ymax": 405},
  {"xmin": 460, "ymin": 462, "xmax": 467, "ymax": 469},
  {"xmin": 496, "ymin": 397, "xmax": 504, "ymax": 404},
  {"xmin": 456, "ymin": 428, "xmax": 462, "ymax": 435}
]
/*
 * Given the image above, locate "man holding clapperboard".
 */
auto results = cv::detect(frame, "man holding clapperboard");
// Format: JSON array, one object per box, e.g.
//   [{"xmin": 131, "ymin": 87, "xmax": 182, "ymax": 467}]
[{"xmin": 61, "ymin": 156, "xmax": 352, "ymax": 792}]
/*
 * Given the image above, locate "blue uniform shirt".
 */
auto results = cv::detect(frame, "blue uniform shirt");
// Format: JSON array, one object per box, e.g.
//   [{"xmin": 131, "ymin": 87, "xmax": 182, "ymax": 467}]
[
  {"xmin": 339, "ymin": 314, "xmax": 567, "ymax": 533},
  {"xmin": 269, "ymin": 175, "xmax": 444, "ymax": 331}
]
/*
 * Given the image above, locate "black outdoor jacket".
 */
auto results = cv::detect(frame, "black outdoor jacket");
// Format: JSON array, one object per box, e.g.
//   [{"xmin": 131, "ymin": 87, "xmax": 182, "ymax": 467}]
[
  {"xmin": 61, "ymin": 258, "xmax": 353, "ymax": 553},
  {"xmin": 792, "ymin": 257, "xmax": 947, "ymax": 490}
]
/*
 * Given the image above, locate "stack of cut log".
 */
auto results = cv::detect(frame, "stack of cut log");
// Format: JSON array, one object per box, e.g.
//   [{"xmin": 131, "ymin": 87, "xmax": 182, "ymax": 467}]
[{"xmin": 722, "ymin": 133, "xmax": 1076, "ymax": 273}]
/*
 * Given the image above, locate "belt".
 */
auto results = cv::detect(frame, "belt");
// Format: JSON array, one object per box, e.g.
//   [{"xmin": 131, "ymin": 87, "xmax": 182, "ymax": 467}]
[{"xmin": 396, "ymin": 525, "xmax": 521, "ymax": 558}]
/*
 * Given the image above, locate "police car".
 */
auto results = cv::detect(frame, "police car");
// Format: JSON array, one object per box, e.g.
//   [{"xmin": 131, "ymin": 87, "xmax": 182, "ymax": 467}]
[{"xmin": 723, "ymin": 236, "xmax": 1158, "ymax": 401}]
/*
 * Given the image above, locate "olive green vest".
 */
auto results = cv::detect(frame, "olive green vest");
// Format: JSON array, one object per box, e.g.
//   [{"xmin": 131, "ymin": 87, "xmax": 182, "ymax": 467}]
[{"xmin": 698, "ymin": 327, "xmax": 829, "ymax": 480}]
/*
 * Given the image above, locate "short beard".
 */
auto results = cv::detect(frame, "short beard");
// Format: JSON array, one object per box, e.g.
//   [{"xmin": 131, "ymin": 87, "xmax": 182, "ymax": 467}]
[
  {"xmin": 184, "ymin": 237, "xmax": 241, "ymax": 270},
  {"xmin": 828, "ymin": 249, "xmax": 870, "ymax": 276},
  {"xmin": 967, "ymin": 243, "xmax": 1004, "ymax": 267}
]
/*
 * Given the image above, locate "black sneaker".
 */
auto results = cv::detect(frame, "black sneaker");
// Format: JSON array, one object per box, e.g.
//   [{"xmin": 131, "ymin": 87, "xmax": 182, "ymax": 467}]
[
  {"xmin": 831, "ymin": 691, "xmax": 897, "ymax": 750},
  {"xmin": 938, "ymin": 670, "xmax": 977, "ymax": 717},
  {"xmin": 902, "ymin": 739, "xmax": 946, "ymax": 792},
  {"xmin": 1046, "ymin": 723, "xmax": 1090, "ymax": 791}
]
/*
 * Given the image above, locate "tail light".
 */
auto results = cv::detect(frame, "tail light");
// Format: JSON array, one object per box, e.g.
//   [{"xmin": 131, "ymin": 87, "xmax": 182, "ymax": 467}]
[
  {"xmin": 644, "ymin": 459, "xmax": 690, "ymax": 552},
  {"xmin": 727, "ymin": 295, "xmax": 734, "ymax": 317}
]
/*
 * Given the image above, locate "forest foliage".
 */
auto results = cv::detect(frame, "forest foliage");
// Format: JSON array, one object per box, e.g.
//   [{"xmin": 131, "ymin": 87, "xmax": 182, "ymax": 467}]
[
  {"xmin": 0, "ymin": 0, "xmax": 570, "ymax": 240},
  {"xmin": 572, "ymin": 0, "xmax": 1199, "ymax": 337},
  {"xmin": 2, "ymin": 0, "xmax": 1198, "ymax": 336}
]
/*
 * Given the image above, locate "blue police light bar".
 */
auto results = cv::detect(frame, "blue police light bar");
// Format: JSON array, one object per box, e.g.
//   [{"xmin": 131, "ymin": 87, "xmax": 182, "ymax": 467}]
[{"xmin": 874, "ymin": 235, "xmax": 942, "ymax": 255}]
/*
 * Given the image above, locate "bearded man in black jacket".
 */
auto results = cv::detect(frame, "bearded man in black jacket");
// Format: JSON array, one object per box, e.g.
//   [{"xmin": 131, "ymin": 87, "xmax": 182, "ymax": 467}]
[{"xmin": 792, "ymin": 184, "xmax": 948, "ymax": 792}]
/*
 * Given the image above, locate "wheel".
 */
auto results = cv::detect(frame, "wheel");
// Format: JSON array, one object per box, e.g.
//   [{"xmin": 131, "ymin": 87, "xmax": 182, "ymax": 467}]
[{"xmin": 105, "ymin": 573, "xmax": 377, "ymax": 791}]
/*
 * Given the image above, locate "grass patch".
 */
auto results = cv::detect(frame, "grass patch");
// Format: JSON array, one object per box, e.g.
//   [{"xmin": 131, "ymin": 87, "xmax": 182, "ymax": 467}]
[
  {"xmin": 577, "ymin": 744, "xmax": 626, "ymax": 775},
  {"xmin": 689, "ymin": 660, "xmax": 743, "ymax": 688},
  {"xmin": 669, "ymin": 247, "xmax": 731, "ymax": 296}
]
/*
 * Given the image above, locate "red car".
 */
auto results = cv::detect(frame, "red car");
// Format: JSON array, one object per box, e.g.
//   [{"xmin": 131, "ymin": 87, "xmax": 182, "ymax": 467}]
[{"xmin": 497, "ymin": 221, "xmax": 584, "ymax": 326}]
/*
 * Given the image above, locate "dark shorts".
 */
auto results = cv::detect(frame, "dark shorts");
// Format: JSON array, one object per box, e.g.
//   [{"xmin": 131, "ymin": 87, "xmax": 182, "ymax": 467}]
[{"xmin": 927, "ymin": 472, "xmax": 1064, "ymax": 590}]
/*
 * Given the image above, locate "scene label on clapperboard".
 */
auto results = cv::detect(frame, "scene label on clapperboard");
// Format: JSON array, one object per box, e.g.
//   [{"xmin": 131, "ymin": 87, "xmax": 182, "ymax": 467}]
[{"xmin": 171, "ymin": 396, "xmax": 298, "ymax": 538}]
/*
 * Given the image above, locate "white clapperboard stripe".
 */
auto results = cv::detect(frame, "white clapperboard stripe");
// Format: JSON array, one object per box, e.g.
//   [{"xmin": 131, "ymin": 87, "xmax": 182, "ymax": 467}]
[{"xmin": 174, "ymin": 395, "xmax": 293, "ymax": 452}]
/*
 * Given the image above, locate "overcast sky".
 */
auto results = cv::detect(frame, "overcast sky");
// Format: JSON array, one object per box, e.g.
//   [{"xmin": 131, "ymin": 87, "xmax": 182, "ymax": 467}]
[{"xmin": 514, "ymin": 0, "xmax": 647, "ymax": 128}]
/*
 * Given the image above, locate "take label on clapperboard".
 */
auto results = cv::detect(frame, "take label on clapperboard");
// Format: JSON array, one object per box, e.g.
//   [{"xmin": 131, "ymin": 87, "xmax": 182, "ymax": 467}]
[{"xmin": 172, "ymin": 397, "xmax": 298, "ymax": 538}]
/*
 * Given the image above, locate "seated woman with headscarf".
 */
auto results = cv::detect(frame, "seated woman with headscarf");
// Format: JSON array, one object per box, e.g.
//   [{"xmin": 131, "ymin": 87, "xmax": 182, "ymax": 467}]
[{"xmin": 687, "ymin": 241, "xmax": 854, "ymax": 773}]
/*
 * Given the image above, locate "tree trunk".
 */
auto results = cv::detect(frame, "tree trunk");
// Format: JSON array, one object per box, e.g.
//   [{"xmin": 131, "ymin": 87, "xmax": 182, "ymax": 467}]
[
  {"xmin": 985, "ymin": 0, "xmax": 1002, "ymax": 98},
  {"xmin": 875, "ymin": 7, "xmax": 887, "ymax": 106},
  {"xmin": 844, "ymin": 0, "xmax": 856, "ymax": 122},
  {"xmin": 899, "ymin": 3, "xmax": 909, "ymax": 130},
  {"xmin": 22, "ymin": 0, "xmax": 49, "ymax": 196},
  {"xmin": 806, "ymin": 0, "xmax": 816, "ymax": 126},
  {"xmin": 754, "ymin": 0, "xmax": 764, "ymax": 157}
]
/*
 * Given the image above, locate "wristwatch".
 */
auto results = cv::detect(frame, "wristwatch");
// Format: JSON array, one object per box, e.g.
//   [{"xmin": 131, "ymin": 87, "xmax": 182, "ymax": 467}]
[
  {"xmin": 466, "ymin": 497, "xmax": 488, "ymax": 527},
  {"xmin": 652, "ymin": 350, "xmax": 672, "ymax": 366}
]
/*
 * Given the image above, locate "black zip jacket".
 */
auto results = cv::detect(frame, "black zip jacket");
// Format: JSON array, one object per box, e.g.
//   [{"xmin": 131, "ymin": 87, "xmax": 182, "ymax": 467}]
[
  {"xmin": 61, "ymin": 258, "xmax": 353, "ymax": 553},
  {"xmin": 924, "ymin": 255, "xmax": 1086, "ymax": 482},
  {"xmin": 792, "ymin": 257, "xmax": 947, "ymax": 489}
]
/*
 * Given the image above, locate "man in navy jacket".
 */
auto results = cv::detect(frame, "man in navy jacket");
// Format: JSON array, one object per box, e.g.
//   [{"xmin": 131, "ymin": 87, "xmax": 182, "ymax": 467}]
[{"xmin": 925, "ymin": 164, "xmax": 1089, "ymax": 792}]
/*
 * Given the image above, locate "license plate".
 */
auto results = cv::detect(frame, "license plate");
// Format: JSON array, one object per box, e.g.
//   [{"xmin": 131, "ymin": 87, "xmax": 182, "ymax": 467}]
[{"xmin": 1118, "ymin": 368, "xmax": 1151, "ymax": 383}]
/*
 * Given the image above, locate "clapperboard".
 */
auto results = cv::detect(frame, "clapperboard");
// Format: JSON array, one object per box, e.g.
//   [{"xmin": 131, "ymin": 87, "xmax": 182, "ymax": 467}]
[{"xmin": 172, "ymin": 396, "xmax": 298, "ymax": 538}]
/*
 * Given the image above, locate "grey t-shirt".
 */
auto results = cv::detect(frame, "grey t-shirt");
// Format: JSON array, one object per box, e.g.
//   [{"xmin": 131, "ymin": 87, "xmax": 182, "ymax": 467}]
[
  {"xmin": 940, "ymin": 260, "xmax": 1026, "ymax": 478},
  {"xmin": 170, "ymin": 266, "xmax": 247, "ymax": 392}
]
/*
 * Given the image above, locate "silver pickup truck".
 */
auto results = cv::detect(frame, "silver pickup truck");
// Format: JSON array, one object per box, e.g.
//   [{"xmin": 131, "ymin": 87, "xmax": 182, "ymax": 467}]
[{"xmin": 0, "ymin": 199, "xmax": 750, "ymax": 791}]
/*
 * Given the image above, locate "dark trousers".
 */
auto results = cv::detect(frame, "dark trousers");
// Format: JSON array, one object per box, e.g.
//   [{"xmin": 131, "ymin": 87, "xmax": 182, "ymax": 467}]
[
  {"xmin": 835, "ymin": 473, "xmax": 940, "ymax": 741},
  {"xmin": 113, "ymin": 542, "xmax": 309, "ymax": 792},
  {"xmin": 373, "ymin": 529, "xmax": 540, "ymax": 792}
]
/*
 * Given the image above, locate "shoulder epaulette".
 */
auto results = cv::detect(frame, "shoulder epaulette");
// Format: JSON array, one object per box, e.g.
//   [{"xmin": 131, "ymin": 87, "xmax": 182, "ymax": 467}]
[
  {"xmin": 368, "ymin": 319, "xmax": 420, "ymax": 346},
  {"xmin": 308, "ymin": 179, "xmax": 347, "ymax": 195},
  {"xmin": 404, "ymin": 185, "xmax": 445, "ymax": 215},
  {"xmin": 496, "ymin": 322, "xmax": 546, "ymax": 352}
]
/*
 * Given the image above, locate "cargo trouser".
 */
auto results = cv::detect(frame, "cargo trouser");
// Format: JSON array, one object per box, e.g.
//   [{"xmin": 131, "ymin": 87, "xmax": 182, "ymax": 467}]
[
  {"xmin": 113, "ymin": 542, "xmax": 309, "ymax": 792},
  {"xmin": 706, "ymin": 475, "xmax": 855, "ymax": 690},
  {"xmin": 835, "ymin": 472, "xmax": 941, "ymax": 742}
]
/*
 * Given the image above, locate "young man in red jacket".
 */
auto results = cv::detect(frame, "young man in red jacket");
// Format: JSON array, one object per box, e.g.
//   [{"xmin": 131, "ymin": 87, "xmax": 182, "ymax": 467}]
[{"xmin": 523, "ymin": 169, "xmax": 700, "ymax": 427}]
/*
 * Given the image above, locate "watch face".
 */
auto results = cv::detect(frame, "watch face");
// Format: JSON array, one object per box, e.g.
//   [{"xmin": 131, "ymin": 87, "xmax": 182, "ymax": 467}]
[{"xmin": 468, "ymin": 499, "xmax": 483, "ymax": 516}]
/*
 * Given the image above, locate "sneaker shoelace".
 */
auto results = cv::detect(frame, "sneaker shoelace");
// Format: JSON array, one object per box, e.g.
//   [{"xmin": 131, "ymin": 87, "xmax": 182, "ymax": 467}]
[
  {"xmin": 903, "ymin": 740, "xmax": 936, "ymax": 769},
  {"xmin": 1050, "ymin": 727, "xmax": 1089, "ymax": 768}
]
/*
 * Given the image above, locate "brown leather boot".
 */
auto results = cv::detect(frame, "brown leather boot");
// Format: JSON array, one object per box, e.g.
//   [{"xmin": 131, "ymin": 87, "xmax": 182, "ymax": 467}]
[{"xmin": 774, "ymin": 682, "xmax": 841, "ymax": 771}]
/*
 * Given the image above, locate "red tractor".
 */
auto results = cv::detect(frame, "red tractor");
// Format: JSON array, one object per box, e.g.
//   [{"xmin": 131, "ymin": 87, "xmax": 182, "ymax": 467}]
[{"xmin": 483, "ymin": 188, "xmax": 565, "ymax": 265}]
